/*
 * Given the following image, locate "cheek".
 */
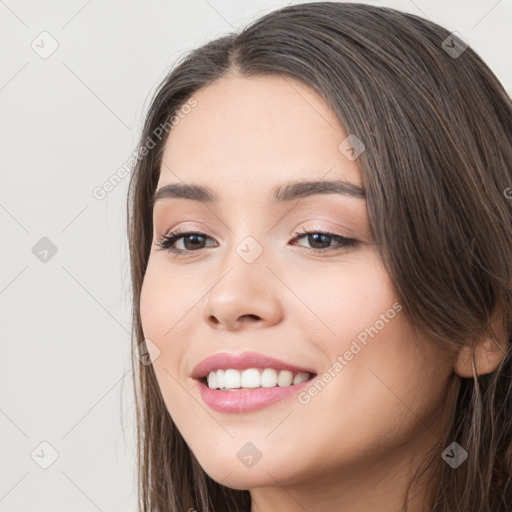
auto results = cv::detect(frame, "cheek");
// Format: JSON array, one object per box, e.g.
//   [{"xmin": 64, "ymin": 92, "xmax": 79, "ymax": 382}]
[
  {"xmin": 139, "ymin": 261, "xmax": 203, "ymax": 425},
  {"xmin": 289, "ymin": 252, "xmax": 397, "ymax": 341},
  {"xmin": 139, "ymin": 260, "xmax": 195, "ymax": 391},
  {"xmin": 288, "ymin": 254, "xmax": 448, "ymax": 443},
  {"xmin": 139, "ymin": 258, "xmax": 200, "ymax": 341}
]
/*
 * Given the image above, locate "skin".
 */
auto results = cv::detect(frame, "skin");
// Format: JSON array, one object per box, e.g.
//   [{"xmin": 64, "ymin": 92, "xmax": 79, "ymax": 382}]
[{"xmin": 139, "ymin": 73, "xmax": 504, "ymax": 512}]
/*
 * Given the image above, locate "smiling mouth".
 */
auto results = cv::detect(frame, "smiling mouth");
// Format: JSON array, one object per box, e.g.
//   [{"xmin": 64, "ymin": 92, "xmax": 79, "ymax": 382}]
[
  {"xmin": 194, "ymin": 368, "xmax": 318, "ymax": 413},
  {"xmin": 198, "ymin": 368, "xmax": 317, "ymax": 392}
]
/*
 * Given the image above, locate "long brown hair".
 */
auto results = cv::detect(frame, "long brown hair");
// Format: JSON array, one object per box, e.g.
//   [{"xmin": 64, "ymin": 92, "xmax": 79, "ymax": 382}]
[{"xmin": 126, "ymin": 3, "xmax": 512, "ymax": 510}]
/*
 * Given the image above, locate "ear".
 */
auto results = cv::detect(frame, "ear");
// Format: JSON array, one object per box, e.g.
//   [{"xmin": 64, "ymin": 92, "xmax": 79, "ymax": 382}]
[{"xmin": 454, "ymin": 334, "xmax": 508, "ymax": 378}]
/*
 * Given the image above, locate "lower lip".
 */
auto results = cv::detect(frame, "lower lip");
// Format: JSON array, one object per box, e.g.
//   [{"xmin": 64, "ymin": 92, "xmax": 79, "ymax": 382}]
[{"xmin": 194, "ymin": 377, "xmax": 315, "ymax": 413}]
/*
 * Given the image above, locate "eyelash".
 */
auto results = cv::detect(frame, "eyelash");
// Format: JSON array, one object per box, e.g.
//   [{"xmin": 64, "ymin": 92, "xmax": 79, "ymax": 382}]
[{"xmin": 155, "ymin": 226, "xmax": 358, "ymax": 256}]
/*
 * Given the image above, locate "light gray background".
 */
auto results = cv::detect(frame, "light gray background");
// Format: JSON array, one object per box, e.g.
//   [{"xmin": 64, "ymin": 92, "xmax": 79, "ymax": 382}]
[{"xmin": 1, "ymin": 0, "xmax": 510, "ymax": 510}]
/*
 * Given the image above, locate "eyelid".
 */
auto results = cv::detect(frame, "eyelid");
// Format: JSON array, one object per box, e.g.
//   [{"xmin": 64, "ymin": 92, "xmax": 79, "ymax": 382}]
[
  {"xmin": 292, "ymin": 223, "xmax": 355, "ymax": 240},
  {"xmin": 158, "ymin": 223, "xmax": 351, "ymax": 243},
  {"xmin": 156, "ymin": 222, "xmax": 218, "ymax": 241}
]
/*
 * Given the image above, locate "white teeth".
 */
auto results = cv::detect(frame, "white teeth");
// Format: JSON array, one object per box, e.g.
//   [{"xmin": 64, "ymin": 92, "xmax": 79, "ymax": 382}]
[
  {"xmin": 241, "ymin": 368, "xmax": 260, "ymax": 388},
  {"xmin": 261, "ymin": 368, "xmax": 278, "ymax": 388},
  {"xmin": 206, "ymin": 368, "xmax": 312, "ymax": 390},
  {"xmin": 293, "ymin": 372, "xmax": 310, "ymax": 385},
  {"xmin": 224, "ymin": 369, "xmax": 241, "ymax": 389},
  {"xmin": 208, "ymin": 371, "xmax": 217, "ymax": 389},
  {"xmin": 277, "ymin": 370, "xmax": 293, "ymax": 387}
]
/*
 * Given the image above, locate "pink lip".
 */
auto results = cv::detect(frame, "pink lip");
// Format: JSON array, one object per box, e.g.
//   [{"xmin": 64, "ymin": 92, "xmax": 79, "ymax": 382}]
[
  {"xmin": 193, "ymin": 377, "xmax": 314, "ymax": 413},
  {"xmin": 190, "ymin": 351, "xmax": 317, "ymax": 414},
  {"xmin": 191, "ymin": 351, "xmax": 316, "ymax": 379}
]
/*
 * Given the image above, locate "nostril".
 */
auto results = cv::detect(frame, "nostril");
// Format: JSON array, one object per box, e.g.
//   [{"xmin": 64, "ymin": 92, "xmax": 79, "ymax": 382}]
[
  {"xmin": 208, "ymin": 316, "xmax": 220, "ymax": 325},
  {"xmin": 241, "ymin": 314, "xmax": 261, "ymax": 322}
]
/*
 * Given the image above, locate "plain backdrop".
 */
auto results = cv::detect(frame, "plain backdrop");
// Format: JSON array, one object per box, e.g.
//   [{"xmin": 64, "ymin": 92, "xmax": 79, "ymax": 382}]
[{"xmin": 1, "ymin": 0, "xmax": 510, "ymax": 510}]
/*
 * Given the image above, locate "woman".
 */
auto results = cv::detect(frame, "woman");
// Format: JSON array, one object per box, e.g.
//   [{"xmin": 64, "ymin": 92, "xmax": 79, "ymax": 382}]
[{"xmin": 126, "ymin": 3, "xmax": 512, "ymax": 511}]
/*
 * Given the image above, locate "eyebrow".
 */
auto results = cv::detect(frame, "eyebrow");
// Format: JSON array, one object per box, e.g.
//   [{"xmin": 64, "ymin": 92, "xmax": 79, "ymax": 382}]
[{"xmin": 151, "ymin": 180, "xmax": 365, "ymax": 208}]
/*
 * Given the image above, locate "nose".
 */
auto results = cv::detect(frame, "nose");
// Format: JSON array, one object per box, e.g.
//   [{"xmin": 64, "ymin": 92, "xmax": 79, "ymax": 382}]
[{"xmin": 202, "ymin": 246, "xmax": 284, "ymax": 331}]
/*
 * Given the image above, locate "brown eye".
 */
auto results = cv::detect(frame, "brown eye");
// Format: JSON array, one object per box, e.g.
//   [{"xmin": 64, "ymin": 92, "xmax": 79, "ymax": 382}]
[
  {"xmin": 156, "ymin": 228, "xmax": 217, "ymax": 254},
  {"xmin": 292, "ymin": 229, "xmax": 358, "ymax": 253}
]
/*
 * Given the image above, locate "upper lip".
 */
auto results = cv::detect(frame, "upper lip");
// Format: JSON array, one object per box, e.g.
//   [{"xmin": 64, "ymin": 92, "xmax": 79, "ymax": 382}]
[{"xmin": 191, "ymin": 351, "xmax": 317, "ymax": 380}]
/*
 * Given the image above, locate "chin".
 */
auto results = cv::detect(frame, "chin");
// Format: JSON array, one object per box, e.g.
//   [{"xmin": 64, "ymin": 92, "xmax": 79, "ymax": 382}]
[{"xmin": 194, "ymin": 449, "xmax": 307, "ymax": 490}]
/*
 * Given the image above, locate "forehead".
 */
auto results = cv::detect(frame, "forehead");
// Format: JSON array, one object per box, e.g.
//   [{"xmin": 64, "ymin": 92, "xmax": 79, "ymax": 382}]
[{"xmin": 158, "ymin": 73, "xmax": 363, "ymax": 193}]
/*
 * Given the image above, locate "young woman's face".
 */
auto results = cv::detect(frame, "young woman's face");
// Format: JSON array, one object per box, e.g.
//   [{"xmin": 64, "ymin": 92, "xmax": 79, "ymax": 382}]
[{"xmin": 140, "ymin": 74, "xmax": 458, "ymax": 497}]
